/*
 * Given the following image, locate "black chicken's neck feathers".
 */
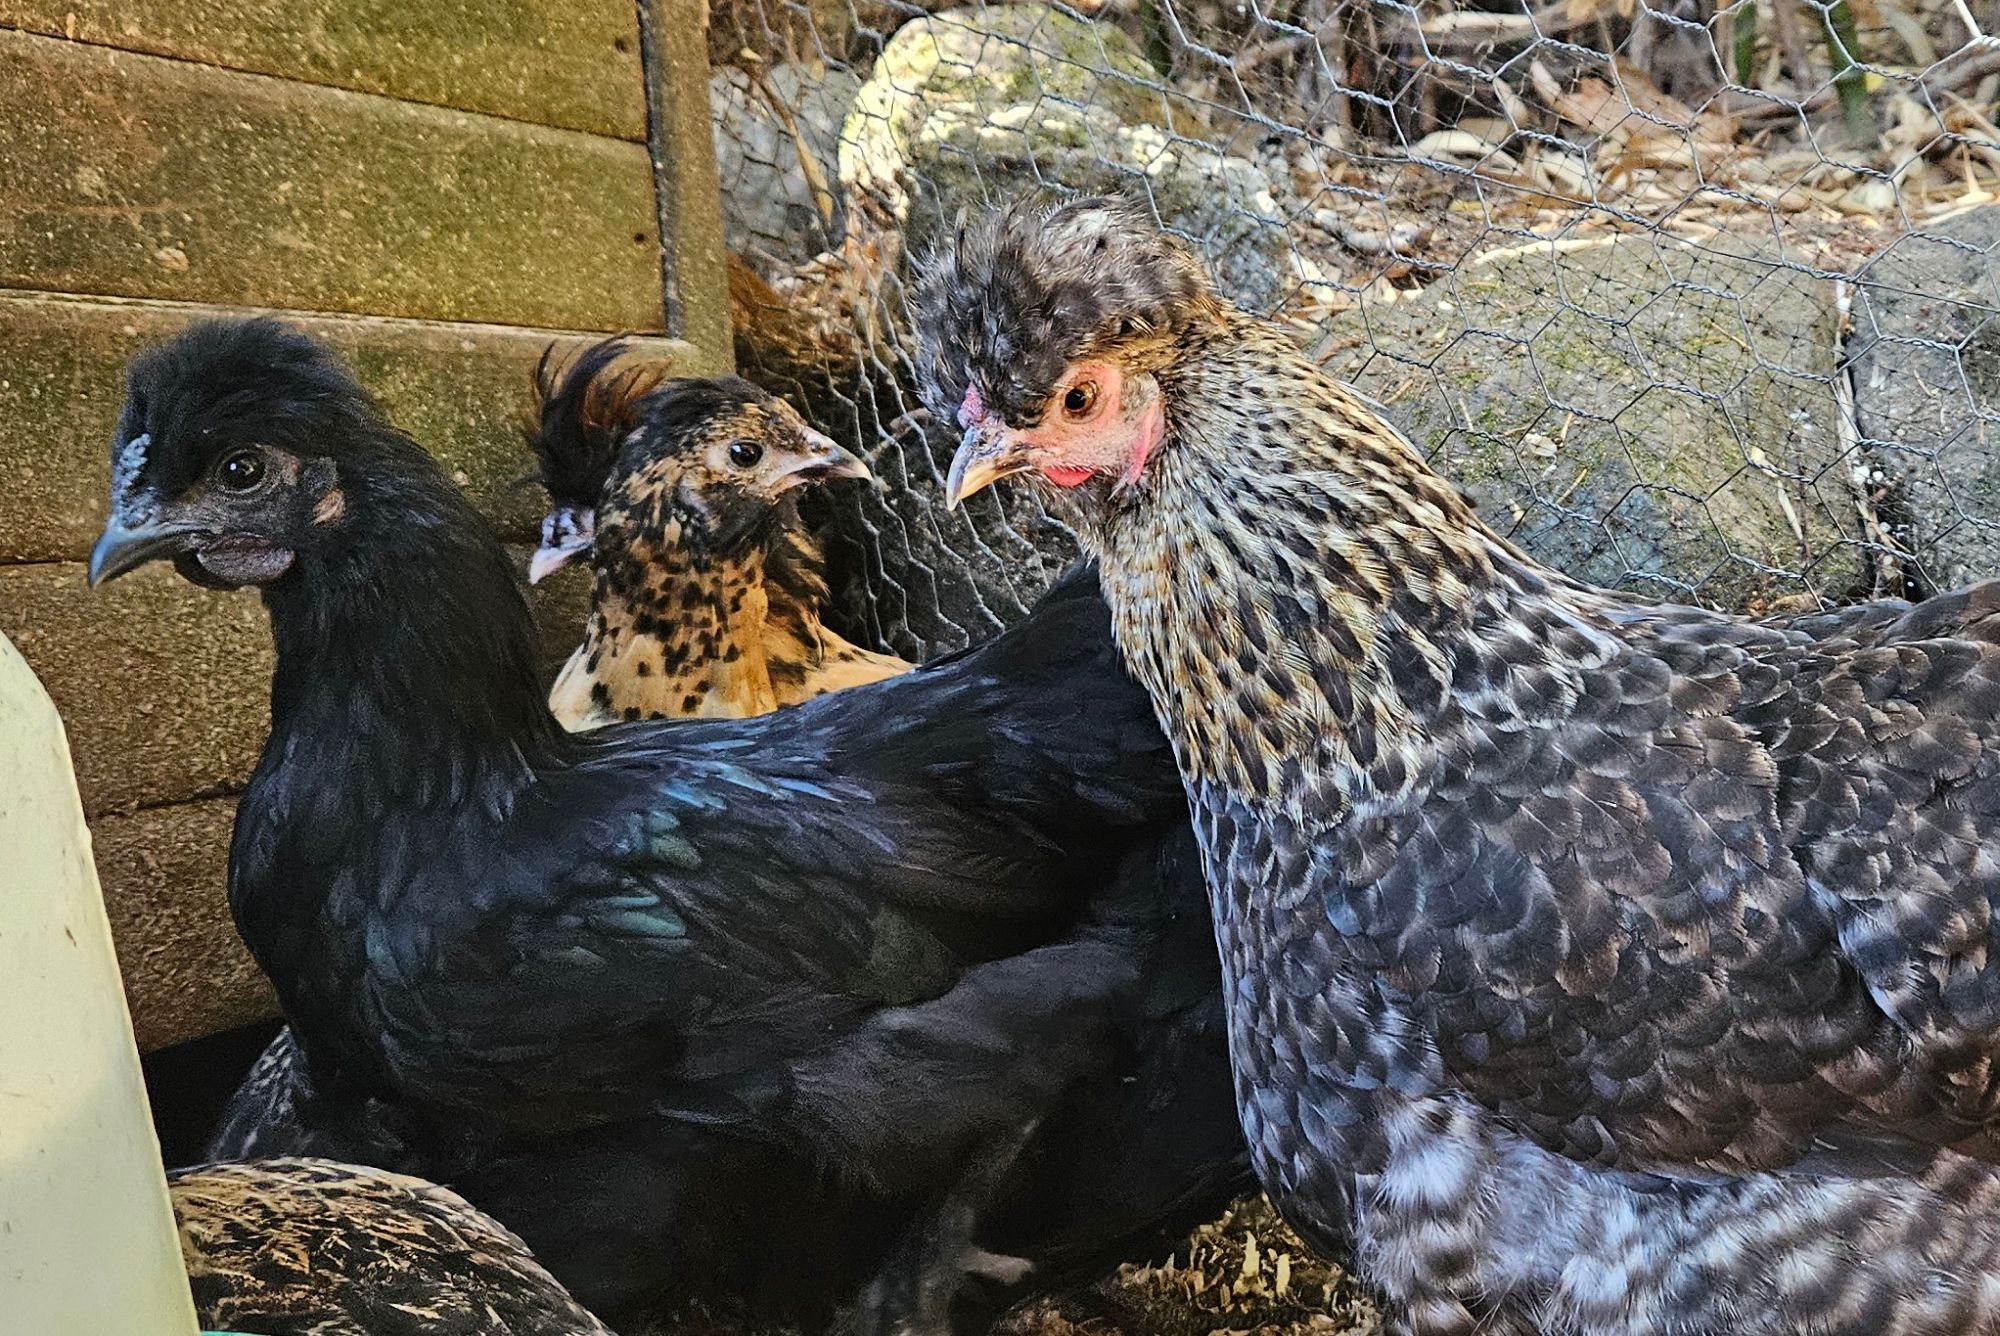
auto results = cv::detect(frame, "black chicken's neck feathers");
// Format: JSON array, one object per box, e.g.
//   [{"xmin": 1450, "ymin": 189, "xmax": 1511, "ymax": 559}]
[{"xmin": 260, "ymin": 427, "xmax": 562, "ymax": 802}]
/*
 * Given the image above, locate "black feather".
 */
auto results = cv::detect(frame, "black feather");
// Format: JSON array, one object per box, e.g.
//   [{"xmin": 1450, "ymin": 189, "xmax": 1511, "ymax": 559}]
[{"xmin": 114, "ymin": 319, "xmax": 1249, "ymax": 1330}]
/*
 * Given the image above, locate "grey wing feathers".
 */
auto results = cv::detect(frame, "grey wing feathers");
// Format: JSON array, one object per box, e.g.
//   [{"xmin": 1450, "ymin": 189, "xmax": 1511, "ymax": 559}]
[{"xmin": 1334, "ymin": 582, "xmax": 2000, "ymax": 1178}]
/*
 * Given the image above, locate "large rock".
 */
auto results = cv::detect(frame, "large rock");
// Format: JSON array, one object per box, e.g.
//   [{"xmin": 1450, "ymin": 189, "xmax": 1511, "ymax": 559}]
[
  {"xmin": 836, "ymin": 5, "xmax": 1311, "ymax": 312},
  {"xmin": 711, "ymin": 63, "xmax": 862, "ymax": 268},
  {"xmin": 841, "ymin": 4, "xmax": 1163, "ymax": 215},
  {"xmin": 1848, "ymin": 203, "xmax": 2000, "ymax": 592},
  {"xmin": 1316, "ymin": 234, "xmax": 1862, "ymax": 610}
]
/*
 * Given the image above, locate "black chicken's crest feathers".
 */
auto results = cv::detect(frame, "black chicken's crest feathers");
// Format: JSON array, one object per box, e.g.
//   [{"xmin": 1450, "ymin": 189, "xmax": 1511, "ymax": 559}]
[
  {"xmin": 120, "ymin": 317, "xmax": 398, "ymax": 496},
  {"xmin": 522, "ymin": 337, "xmax": 677, "ymax": 510},
  {"xmin": 911, "ymin": 193, "xmax": 1216, "ymax": 426}
]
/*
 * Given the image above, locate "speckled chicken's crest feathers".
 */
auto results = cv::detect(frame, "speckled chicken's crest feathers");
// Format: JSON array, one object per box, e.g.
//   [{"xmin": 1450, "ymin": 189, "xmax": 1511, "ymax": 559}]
[
  {"xmin": 522, "ymin": 337, "xmax": 672, "ymax": 511},
  {"xmin": 911, "ymin": 193, "xmax": 1216, "ymax": 426}
]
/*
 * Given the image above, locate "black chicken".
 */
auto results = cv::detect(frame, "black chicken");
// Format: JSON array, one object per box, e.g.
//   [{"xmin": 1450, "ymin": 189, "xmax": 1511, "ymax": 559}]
[
  {"xmin": 921, "ymin": 193, "xmax": 2000, "ymax": 1335},
  {"xmin": 92, "ymin": 318, "xmax": 1245, "ymax": 1332}
]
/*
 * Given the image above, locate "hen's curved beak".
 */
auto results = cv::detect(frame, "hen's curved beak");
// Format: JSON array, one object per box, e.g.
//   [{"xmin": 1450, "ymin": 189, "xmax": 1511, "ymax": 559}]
[
  {"xmin": 88, "ymin": 512, "xmax": 204, "ymax": 587},
  {"xmin": 528, "ymin": 506, "xmax": 595, "ymax": 585},
  {"xmin": 774, "ymin": 430, "xmax": 871, "ymax": 492},
  {"xmin": 944, "ymin": 423, "xmax": 1030, "ymax": 510}
]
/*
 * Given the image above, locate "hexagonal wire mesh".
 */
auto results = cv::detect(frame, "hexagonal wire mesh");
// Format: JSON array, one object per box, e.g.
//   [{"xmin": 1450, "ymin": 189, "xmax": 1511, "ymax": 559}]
[{"xmin": 707, "ymin": 0, "xmax": 2000, "ymax": 660}]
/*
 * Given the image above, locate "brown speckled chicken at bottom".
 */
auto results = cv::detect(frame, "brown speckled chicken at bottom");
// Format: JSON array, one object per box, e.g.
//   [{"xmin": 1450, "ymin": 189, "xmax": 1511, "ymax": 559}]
[{"xmin": 173, "ymin": 1157, "xmax": 612, "ymax": 1335}]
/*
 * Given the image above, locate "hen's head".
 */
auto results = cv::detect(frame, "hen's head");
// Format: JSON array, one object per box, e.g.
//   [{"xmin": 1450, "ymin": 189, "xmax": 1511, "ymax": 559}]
[
  {"xmin": 89, "ymin": 318, "xmax": 394, "ymax": 590},
  {"xmin": 911, "ymin": 194, "xmax": 1217, "ymax": 508},
  {"xmin": 576, "ymin": 376, "xmax": 867, "ymax": 578}
]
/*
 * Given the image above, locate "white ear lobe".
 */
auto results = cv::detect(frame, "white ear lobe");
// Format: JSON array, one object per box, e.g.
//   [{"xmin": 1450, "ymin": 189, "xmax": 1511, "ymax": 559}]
[
  {"xmin": 528, "ymin": 506, "xmax": 594, "ymax": 584},
  {"xmin": 112, "ymin": 432, "xmax": 152, "ymax": 504}
]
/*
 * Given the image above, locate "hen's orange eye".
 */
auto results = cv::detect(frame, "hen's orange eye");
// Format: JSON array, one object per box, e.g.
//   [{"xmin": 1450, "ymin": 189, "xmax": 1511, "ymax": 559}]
[{"xmin": 1062, "ymin": 381, "xmax": 1100, "ymax": 420}]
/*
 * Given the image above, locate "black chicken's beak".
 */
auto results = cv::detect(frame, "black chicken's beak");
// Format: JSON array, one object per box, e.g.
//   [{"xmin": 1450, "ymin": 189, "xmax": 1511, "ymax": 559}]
[
  {"xmin": 88, "ymin": 512, "xmax": 204, "ymax": 587},
  {"xmin": 944, "ymin": 423, "xmax": 1029, "ymax": 510}
]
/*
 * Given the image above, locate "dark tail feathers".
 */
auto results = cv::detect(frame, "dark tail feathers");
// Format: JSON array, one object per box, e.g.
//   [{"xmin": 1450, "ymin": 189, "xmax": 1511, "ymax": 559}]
[{"xmin": 521, "ymin": 338, "xmax": 669, "ymax": 511}]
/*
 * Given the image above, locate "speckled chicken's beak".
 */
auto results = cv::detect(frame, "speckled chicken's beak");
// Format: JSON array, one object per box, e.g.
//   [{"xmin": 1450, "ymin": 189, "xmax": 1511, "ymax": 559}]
[
  {"xmin": 528, "ymin": 506, "xmax": 594, "ymax": 585},
  {"xmin": 774, "ymin": 430, "xmax": 871, "ymax": 491},
  {"xmin": 944, "ymin": 423, "xmax": 1029, "ymax": 510}
]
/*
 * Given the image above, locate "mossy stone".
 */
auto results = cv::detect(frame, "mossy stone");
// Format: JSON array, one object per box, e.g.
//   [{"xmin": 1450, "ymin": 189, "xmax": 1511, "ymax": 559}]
[{"xmin": 1315, "ymin": 235, "xmax": 1861, "ymax": 609}]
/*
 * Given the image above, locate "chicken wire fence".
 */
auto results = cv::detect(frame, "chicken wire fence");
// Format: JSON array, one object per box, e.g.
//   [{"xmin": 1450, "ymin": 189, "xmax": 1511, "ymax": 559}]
[{"xmin": 705, "ymin": 0, "xmax": 2000, "ymax": 661}]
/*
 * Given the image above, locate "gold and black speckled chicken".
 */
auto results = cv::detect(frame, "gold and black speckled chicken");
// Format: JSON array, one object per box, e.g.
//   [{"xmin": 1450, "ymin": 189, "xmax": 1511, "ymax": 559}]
[
  {"xmin": 922, "ymin": 194, "xmax": 2000, "ymax": 1335},
  {"xmin": 172, "ymin": 1158, "xmax": 611, "ymax": 1335},
  {"xmin": 523, "ymin": 340, "xmax": 909, "ymax": 729}
]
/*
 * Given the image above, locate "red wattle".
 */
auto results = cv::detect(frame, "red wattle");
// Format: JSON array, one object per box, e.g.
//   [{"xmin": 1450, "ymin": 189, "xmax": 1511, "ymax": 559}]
[{"xmin": 1041, "ymin": 465, "xmax": 1095, "ymax": 488}]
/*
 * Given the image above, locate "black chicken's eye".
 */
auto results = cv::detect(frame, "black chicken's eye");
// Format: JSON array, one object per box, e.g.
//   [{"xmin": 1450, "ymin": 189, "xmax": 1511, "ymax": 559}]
[
  {"xmin": 727, "ymin": 441, "xmax": 763, "ymax": 468},
  {"xmin": 216, "ymin": 450, "xmax": 266, "ymax": 491},
  {"xmin": 1062, "ymin": 382, "xmax": 1100, "ymax": 420}
]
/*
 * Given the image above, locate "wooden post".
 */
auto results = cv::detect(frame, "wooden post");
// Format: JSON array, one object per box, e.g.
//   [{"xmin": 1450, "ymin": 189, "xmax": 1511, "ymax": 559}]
[{"xmin": 640, "ymin": 0, "xmax": 734, "ymax": 358}]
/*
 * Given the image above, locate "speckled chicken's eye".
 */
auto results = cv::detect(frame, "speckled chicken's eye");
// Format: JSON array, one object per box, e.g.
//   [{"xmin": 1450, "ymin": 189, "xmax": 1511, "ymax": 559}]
[
  {"xmin": 216, "ymin": 449, "xmax": 266, "ymax": 491},
  {"xmin": 728, "ymin": 441, "xmax": 763, "ymax": 468},
  {"xmin": 1062, "ymin": 381, "xmax": 1100, "ymax": 420}
]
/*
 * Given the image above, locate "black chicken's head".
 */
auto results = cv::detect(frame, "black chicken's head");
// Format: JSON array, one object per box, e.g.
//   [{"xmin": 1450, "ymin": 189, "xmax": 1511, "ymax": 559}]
[
  {"xmin": 910, "ymin": 193, "xmax": 1216, "ymax": 509},
  {"xmin": 549, "ymin": 374, "xmax": 866, "ymax": 579},
  {"xmin": 520, "ymin": 337, "xmax": 668, "ymax": 583},
  {"xmin": 89, "ymin": 318, "xmax": 388, "ymax": 590}
]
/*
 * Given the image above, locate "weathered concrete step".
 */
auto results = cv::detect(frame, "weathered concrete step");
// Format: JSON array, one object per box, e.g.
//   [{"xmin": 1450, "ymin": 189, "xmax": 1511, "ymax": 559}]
[
  {"xmin": 0, "ymin": 291, "xmax": 723, "ymax": 564},
  {"xmin": 91, "ymin": 796, "xmax": 274, "ymax": 1053},
  {"xmin": 0, "ymin": 0, "xmax": 646, "ymax": 140},
  {"xmin": 0, "ymin": 27, "xmax": 662, "ymax": 329},
  {"xmin": 2, "ymin": 549, "xmax": 593, "ymax": 818}
]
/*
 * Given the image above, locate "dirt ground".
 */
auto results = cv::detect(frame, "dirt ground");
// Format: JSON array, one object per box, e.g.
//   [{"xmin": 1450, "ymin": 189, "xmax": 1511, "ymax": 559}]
[
  {"xmin": 999, "ymin": 1196, "xmax": 1379, "ymax": 1336},
  {"xmin": 652, "ymin": 1192, "xmax": 1376, "ymax": 1336},
  {"xmin": 651, "ymin": 1195, "xmax": 1377, "ymax": 1336}
]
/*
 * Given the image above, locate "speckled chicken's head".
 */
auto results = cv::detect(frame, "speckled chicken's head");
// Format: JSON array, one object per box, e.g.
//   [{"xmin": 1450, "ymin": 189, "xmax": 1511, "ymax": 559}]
[
  {"xmin": 522, "ymin": 344, "xmax": 869, "ymax": 582},
  {"xmin": 604, "ymin": 377, "xmax": 869, "ymax": 563},
  {"xmin": 88, "ymin": 318, "xmax": 384, "ymax": 591},
  {"xmin": 911, "ymin": 194, "xmax": 1217, "ymax": 508}
]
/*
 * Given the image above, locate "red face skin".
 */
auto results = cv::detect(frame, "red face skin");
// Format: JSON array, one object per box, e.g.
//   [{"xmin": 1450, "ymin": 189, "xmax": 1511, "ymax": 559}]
[{"xmin": 954, "ymin": 360, "xmax": 1165, "ymax": 497}]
